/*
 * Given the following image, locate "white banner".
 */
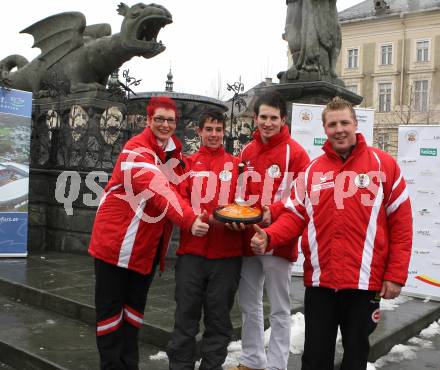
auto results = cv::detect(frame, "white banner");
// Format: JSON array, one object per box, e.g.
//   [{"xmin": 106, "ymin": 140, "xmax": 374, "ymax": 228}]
[
  {"xmin": 398, "ymin": 125, "xmax": 440, "ymax": 301},
  {"xmin": 290, "ymin": 103, "xmax": 374, "ymax": 160},
  {"xmin": 289, "ymin": 103, "xmax": 374, "ymax": 275}
]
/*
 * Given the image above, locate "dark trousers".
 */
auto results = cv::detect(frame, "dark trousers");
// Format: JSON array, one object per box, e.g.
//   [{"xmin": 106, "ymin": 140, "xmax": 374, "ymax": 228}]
[
  {"xmin": 302, "ymin": 287, "xmax": 380, "ymax": 370},
  {"xmin": 94, "ymin": 257, "xmax": 158, "ymax": 370},
  {"xmin": 167, "ymin": 254, "xmax": 242, "ymax": 370}
]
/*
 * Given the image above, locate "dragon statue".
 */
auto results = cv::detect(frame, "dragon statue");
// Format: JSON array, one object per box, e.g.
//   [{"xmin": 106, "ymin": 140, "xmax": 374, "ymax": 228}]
[
  {"xmin": 278, "ymin": 0, "xmax": 342, "ymax": 84},
  {"xmin": 0, "ymin": 2, "xmax": 172, "ymax": 95}
]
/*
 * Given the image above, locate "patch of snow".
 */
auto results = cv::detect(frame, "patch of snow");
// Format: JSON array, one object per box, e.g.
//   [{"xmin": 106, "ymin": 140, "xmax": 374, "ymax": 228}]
[
  {"xmin": 367, "ymin": 363, "xmax": 376, "ymax": 370},
  {"xmin": 290, "ymin": 312, "xmax": 305, "ymax": 354},
  {"xmin": 223, "ymin": 340, "xmax": 242, "ymax": 368},
  {"xmin": 379, "ymin": 295, "xmax": 412, "ymax": 311},
  {"xmin": 374, "ymin": 319, "xmax": 439, "ymax": 368},
  {"xmin": 408, "ymin": 336, "xmax": 434, "ymax": 349},
  {"xmin": 374, "ymin": 344, "xmax": 418, "ymax": 367},
  {"xmin": 419, "ymin": 321, "xmax": 440, "ymax": 339},
  {"xmin": 149, "ymin": 351, "xmax": 168, "ymax": 361}
]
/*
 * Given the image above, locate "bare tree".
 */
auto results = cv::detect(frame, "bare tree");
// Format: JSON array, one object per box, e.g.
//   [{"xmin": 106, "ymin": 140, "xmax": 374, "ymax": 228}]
[{"xmin": 374, "ymin": 82, "xmax": 439, "ymax": 155}]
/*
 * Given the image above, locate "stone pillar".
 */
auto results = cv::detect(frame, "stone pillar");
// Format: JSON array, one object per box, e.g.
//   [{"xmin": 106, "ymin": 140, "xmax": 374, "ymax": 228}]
[{"xmin": 29, "ymin": 92, "xmax": 127, "ymax": 253}]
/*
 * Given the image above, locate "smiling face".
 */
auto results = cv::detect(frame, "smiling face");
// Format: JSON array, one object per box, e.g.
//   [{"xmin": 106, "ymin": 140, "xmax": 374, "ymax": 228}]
[
  {"xmin": 254, "ymin": 104, "xmax": 285, "ymax": 144},
  {"xmin": 323, "ymin": 108, "xmax": 358, "ymax": 157},
  {"xmin": 146, "ymin": 107, "xmax": 177, "ymax": 146},
  {"xmin": 197, "ymin": 119, "xmax": 224, "ymax": 149}
]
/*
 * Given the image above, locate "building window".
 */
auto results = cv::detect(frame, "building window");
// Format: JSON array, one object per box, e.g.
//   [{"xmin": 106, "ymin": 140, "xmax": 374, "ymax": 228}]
[
  {"xmin": 413, "ymin": 80, "xmax": 428, "ymax": 112},
  {"xmin": 416, "ymin": 40, "xmax": 429, "ymax": 62},
  {"xmin": 378, "ymin": 83, "xmax": 392, "ymax": 112},
  {"xmin": 346, "ymin": 85, "xmax": 358, "ymax": 94},
  {"xmin": 347, "ymin": 48, "xmax": 359, "ymax": 68},
  {"xmin": 378, "ymin": 132, "xmax": 390, "ymax": 151},
  {"xmin": 380, "ymin": 44, "xmax": 392, "ymax": 65}
]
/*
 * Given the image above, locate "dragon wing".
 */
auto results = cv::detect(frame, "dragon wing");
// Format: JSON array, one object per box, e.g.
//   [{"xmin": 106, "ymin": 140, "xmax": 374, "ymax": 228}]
[{"xmin": 20, "ymin": 12, "xmax": 87, "ymax": 68}]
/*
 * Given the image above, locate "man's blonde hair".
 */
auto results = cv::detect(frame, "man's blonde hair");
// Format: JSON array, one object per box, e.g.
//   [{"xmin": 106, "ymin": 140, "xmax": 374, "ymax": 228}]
[{"xmin": 322, "ymin": 96, "xmax": 357, "ymax": 124}]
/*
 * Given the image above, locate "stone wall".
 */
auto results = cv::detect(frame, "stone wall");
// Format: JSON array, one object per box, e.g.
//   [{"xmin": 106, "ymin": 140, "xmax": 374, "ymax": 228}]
[{"xmin": 28, "ymin": 91, "xmax": 226, "ymax": 256}]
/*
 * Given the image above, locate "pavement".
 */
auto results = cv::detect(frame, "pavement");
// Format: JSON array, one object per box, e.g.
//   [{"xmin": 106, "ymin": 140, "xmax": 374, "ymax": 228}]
[
  {"xmin": 0, "ymin": 252, "xmax": 438, "ymax": 370},
  {"xmin": 375, "ymin": 331, "xmax": 440, "ymax": 370}
]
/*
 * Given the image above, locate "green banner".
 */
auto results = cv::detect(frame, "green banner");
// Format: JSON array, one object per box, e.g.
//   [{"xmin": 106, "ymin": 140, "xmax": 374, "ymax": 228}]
[
  {"xmin": 420, "ymin": 148, "xmax": 437, "ymax": 156},
  {"xmin": 313, "ymin": 137, "xmax": 326, "ymax": 146}
]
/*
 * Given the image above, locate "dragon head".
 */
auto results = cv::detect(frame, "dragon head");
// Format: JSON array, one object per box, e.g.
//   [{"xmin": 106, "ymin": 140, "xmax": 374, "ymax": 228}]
[{"xmin": 118, "ymin": 2, "xmax": 172, "ymax": 58}]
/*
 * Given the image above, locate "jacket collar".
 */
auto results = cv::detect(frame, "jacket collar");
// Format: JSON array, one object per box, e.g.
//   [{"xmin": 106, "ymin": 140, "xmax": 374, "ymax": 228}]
[
  {"xmin": 198, "ymin": 145, "xmax": 226, "ymax": 157},
  {"xmin": 141, "ymin": 127, "xmax": 182, "ymax": 162}
]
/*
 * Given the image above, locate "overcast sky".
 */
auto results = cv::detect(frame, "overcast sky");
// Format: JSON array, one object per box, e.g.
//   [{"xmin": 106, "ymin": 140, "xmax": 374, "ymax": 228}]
[{"xmin": 0, "ymin": 0, "xmax": 363, "ymax": 99}]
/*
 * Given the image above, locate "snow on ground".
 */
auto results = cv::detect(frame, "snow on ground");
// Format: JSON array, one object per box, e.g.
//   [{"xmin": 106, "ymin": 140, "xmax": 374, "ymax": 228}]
[
  {"xmin": 374, "ymin": 344, "xmax": 419, "ymax": 367},
  {"xmin": 379, "ymin": 295, "xmax": 412, "ymax": 311},
  {"xmin": 419, "ymin": 320, "xmax": 440, "ymax": 339},
  {"xmin": 149, "ymin": 351, "xmax": 168, "ymax": 361},
  {"xmin": 372, "ymin": 318, "xmax": 440, "ymax": 369},
  {"xmin": 149, "ymin": 313, "xmax": 308, "ymax": 367},
  {"xmin": 150, "ymin": 312, "xmax": 366, "ymax": 367},
  {"xmin": 150, "ymin": 296, "xmax": 432, "ymax": 370}
]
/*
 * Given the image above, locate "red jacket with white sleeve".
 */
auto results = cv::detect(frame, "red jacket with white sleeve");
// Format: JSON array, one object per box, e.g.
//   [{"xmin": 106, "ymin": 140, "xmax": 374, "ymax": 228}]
[
  {"xmin": 88, "ymin": 127, "xmax": 197, "ymax": 275},
  {"xmin": 178, "ymin": 145, "xmax": 243, "ymax": 258},
  {"xmin": 241, "ymin": 124, "xmax": 310, "ymax": 261},
  {"xmin": 265, "ymin": 134, "xmax": 413, "ymax": 290}
]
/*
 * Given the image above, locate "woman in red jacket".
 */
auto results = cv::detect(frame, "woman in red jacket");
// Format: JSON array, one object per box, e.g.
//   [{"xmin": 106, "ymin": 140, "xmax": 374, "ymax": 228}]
[{"xmin": 89, "ymin": 97, "xmax": 208, "ymax": 370}]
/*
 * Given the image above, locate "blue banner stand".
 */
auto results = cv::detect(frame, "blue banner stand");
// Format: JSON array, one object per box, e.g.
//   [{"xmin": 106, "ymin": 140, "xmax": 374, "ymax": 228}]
[{"xmin": 0, "ymin": 87, "xmax": 32, "ymax": 257}]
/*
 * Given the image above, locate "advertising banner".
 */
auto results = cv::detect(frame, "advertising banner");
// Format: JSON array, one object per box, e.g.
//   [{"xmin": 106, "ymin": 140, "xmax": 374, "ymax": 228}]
[
  {"xmin": 289, "ymin": 103, "xmax": 374, "ymax": 275},
  {"xmin": 398, "ymin": 125, "xmax": 440, "ymax": 301},
  {"xmin": 0, "ymin": 87, "xmax": 32, "ymax": 257},
  {"xmin": 290, "ymin": 103, "xmax": 374, "ymax": 160}
]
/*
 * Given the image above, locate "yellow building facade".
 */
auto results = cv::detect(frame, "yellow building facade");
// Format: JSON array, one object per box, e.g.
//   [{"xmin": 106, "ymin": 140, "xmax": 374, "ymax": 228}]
[{"xmin": 337, "ymin": 0, "xmax": 440, "ymax": 156}]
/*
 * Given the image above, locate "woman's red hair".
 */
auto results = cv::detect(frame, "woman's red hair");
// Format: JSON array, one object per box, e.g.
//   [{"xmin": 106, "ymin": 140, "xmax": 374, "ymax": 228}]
[{"xmin": 146, "ymin": 96, "xmax": 178, "ymax": 121}]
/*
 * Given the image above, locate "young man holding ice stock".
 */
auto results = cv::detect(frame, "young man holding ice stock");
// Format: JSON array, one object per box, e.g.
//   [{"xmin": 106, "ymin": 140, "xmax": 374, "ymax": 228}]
[
  {"xmin": 166, "ymin": 108, "xmax": 243, "ymax": 370},
  {"xmin": 251, "ymin": 97, "xmax": 413, "ymax": 370}
]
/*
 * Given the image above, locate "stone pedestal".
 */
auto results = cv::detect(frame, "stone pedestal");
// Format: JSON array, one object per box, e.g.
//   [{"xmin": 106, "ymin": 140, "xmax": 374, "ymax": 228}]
[{"xmin": 29, "ymin": 92, "xmax": 127, "ymax": 253}]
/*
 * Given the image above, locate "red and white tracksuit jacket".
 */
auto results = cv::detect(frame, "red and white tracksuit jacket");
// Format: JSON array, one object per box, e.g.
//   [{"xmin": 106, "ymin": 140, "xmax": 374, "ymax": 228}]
[
  {"xmin": 241, "ymin": 124, "xmax": 310, "ymax": 261},
  {"xmin": 89, "ymin": 127, "xmax": 196, "ymax": 275},
  {"xmin": 178, "ymin": 145, "xmax": 243, "ymax": 258},
  {"xmin": 266, "ymin": 134, "xmax": 413, "ymax": 290}
]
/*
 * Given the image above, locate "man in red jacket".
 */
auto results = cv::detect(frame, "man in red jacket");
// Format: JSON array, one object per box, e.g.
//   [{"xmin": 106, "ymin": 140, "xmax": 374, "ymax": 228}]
[
  {"xmin": 251, "ymin": 97, "xmax": 413, "ymax": 370},
  {"xmin": 166, "ymin": 108, "xmax": 243, "ymax": 370},
  {"xmin": 230, "ymin": 92, "xmax": 309, "ymax": 370},
  {"xmin": 89, "ymin": 97, "xmax": 209, "ymax": 370}
]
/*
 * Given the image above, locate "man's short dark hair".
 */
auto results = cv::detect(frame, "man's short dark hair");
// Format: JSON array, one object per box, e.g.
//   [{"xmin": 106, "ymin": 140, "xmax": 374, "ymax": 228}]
[
  {"xmin": 198, "ymin": 108, "xmax": 226, "ymax": 129},
  {"xmin": 253, "ymin": 92, "xmax": 287, "ymax": 118}
]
